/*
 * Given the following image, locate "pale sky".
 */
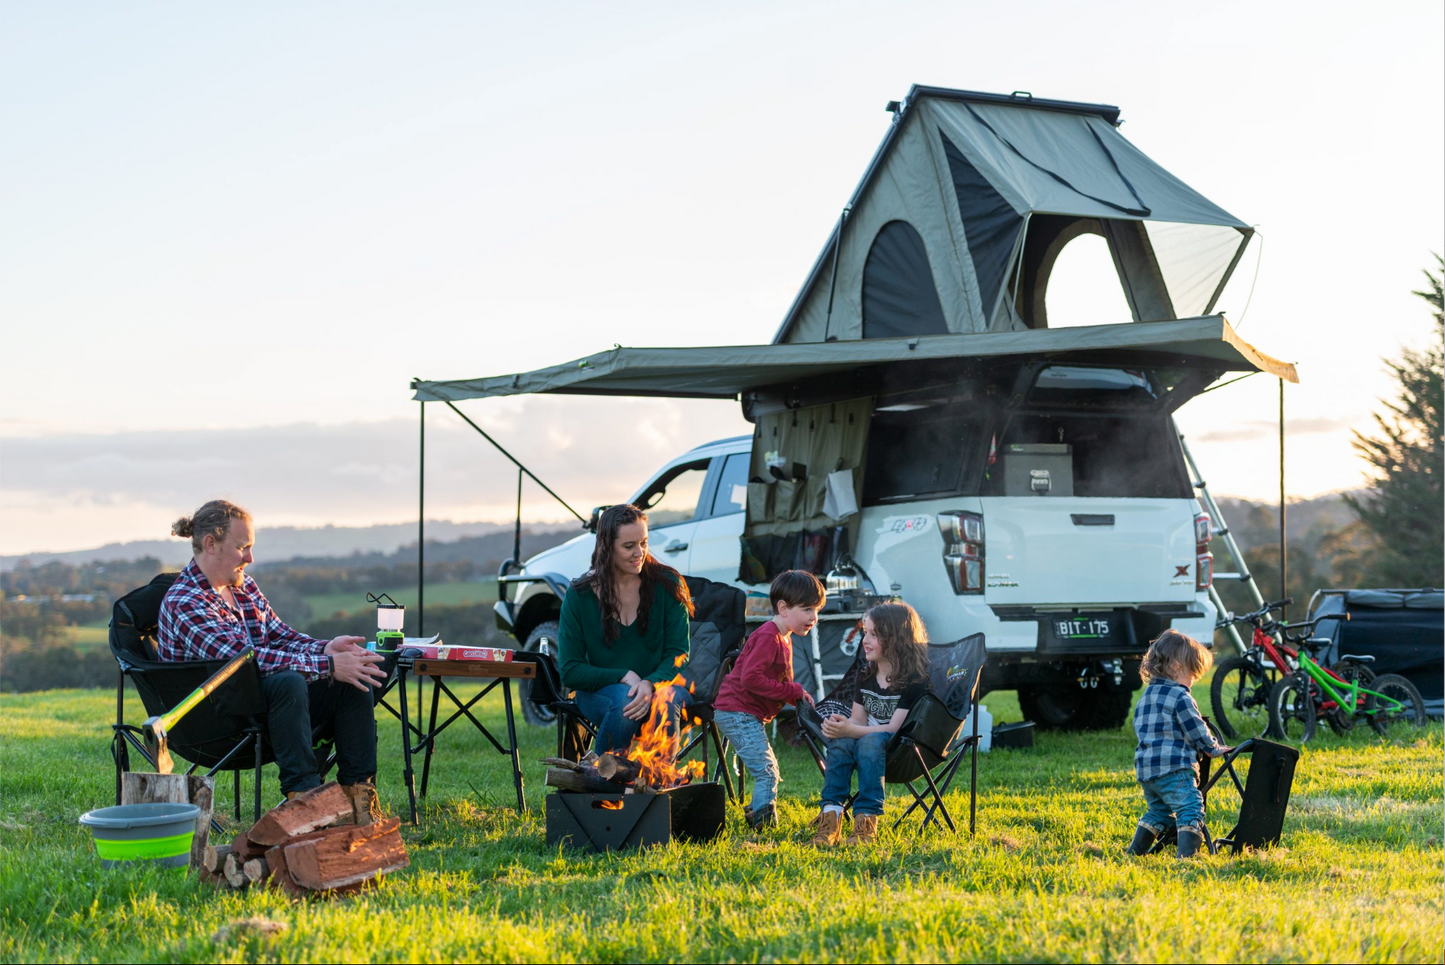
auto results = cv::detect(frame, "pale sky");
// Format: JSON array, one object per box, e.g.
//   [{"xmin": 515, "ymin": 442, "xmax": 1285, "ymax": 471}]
[{"xmin": 2, "ymin": 1, "xmax": 1442, "ymax": 555}]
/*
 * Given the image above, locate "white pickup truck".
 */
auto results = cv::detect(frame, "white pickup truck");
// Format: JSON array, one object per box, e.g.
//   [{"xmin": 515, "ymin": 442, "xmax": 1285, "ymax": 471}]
[{"xmin": 494, "ymin": 361, "xmax": 1217, "ymax": 731}]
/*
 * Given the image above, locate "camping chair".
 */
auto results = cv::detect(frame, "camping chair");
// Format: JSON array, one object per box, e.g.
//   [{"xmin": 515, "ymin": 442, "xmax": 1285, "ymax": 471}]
[
  {"xmin": 798, "ymin": 633, "xmax": 988, "ymax": 835},
  {"xmin": 512, "ymin": 648, "xmax": 596, "ymax": 760},
  {"xmin": 110, "ymin": 574, "xmax": 272, "ymax": 824},
  {"xmin": 108, "ymin": 574, "xmax": 344, "ymax": 826},
  {"xmin": 1148, "ymin": 722, "xmax": 1299, "ymax": 856},
  {"xmin": 674, "ymin": 576, "xmax": 747, "ymax": 799}
]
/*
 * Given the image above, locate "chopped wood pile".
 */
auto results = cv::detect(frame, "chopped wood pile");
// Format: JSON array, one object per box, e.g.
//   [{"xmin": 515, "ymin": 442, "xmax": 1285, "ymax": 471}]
[{"xmin": 195, "ymin": 782, "xmax": 408, "ymax": 896}]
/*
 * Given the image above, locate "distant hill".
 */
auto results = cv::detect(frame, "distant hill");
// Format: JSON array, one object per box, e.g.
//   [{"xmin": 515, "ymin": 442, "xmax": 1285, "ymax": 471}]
[{"xmin": 0, "ymin": 519, "xmax": 580, "ymax": 572}]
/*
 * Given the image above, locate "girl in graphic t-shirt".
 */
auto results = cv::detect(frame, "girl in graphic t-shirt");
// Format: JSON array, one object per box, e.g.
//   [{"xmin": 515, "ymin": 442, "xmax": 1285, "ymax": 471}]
[{"xmin": 812, "ymin": 602, "xmax": 931, "ymax": 847}]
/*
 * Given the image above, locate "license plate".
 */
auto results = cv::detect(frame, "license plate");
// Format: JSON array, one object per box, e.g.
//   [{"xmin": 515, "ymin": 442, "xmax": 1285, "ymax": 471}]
[{"xmin": 1044, "ymin": 613, "xmax": 1122, "ymax": 650}]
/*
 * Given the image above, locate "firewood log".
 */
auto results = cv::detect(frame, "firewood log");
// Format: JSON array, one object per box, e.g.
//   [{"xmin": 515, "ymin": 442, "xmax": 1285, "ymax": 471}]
[
  {"xmin": 248, "ymin": 783, "xmax": 352, "ymax": 845},
  {"xmin": 594, "ymin": 754, "xmax": 641, "ymax": 784},
  {"xmin": 223, "ymin": 853, "xmax": 246, "ymax": 889},
  {"xmin": 230, "ymin": 831, "xmax": 267, "ymax": 862},
  {"xmin": 539, "ymin": 757, "xmax": 583, "ymax": 771},
  {"xmin": 242, "ymin": 858, "xmax": 267, "ymax": 884},
  {"xmin": 203, "ymin": 844, "xmax": 232, "ymax": 874},
  {"xmin": 282, "ymin": 818, "xmax": 408, "ymax": 891},
  {"xmin": 545, "ymin": 768, "xmax": 635, "ymax": 794}
]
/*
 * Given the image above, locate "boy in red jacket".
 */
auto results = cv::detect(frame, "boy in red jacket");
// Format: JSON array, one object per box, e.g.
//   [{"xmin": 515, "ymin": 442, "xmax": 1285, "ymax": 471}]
[{"xmin": 712, "ymin": 570, "xmax": 823, "ymax": 829}]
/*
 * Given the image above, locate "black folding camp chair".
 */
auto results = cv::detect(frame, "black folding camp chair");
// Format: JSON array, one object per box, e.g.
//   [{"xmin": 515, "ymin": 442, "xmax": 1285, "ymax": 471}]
[
  {"xmin": 513, "ymin": 648, "xmax": 597, "ymax": 760},
  {"xmin": 109, "ymin": 574, "xmax": 365, "ymax": 826},
  {"xmin": 1148, "ymin": 725, "xmax": 1299, "ymax": 856},
  {"xmin": 674, "ymin": 577, "xmax": 747, "ymax": 798},
  {"xmin": 109, "ymin": 574, "xmax": 275, "ymax": 824},
  {"xmin": 798, "ymin": 633, "xmax": 988, "ymax": 835}
]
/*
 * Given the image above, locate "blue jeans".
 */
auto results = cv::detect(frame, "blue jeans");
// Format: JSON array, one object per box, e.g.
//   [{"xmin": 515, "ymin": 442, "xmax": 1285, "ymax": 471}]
[
  {"xmin": 821, "ymin": 733, "xmax": 890, "ymax": 817},
  {"xmin": 713, "ymin": 710, "xmax": 780, "ymax": 810},
  {"xmin": 571, "ymin": 681, "xmax": 693, "ymax": 756},
  {"xmin": 1139, "ymin": 766, "xmax": 1205, "ymax": 835}
]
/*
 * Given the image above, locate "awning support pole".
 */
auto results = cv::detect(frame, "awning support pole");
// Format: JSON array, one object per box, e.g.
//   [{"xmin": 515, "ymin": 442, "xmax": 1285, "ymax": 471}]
[
  {"xmin": 418, "ymin": 400, "xmax": 425, "ymax": 636},
  {"xmin": 1279, "ymin": 379, "xmax": 1286, "ymax": 621},
  {"xmin": 441, "ymin": 400, "xmax": 586, "ymax": 523}
]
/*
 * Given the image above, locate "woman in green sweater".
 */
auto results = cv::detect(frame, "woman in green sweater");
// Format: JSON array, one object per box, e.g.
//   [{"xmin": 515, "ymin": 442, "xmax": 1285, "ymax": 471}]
[{"xmin": 558, "ymin": 503, "xmax": 695, "ymax": 754}]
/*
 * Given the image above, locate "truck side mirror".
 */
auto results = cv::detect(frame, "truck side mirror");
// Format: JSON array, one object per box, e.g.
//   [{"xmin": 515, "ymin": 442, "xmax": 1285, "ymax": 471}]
[{"xmin": 585, "ymin": 505, "xmax": 610, "ymax": 533}]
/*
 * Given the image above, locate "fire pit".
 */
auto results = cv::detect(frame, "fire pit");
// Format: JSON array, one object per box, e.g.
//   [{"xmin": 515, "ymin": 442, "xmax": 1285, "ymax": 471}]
[
  {"xmin": 545, "ymin": 783, "xmax": 725, "ymax": 852},
  {"xmin": 540, "ymin": 665, "xmax": 725, "ymax": 851}
]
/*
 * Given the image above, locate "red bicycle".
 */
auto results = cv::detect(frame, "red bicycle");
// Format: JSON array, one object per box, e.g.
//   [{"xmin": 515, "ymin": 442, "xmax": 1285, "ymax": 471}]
[{"xmin": 1210, "ymin": 599, "xmax": 1365, "ymax": 739}]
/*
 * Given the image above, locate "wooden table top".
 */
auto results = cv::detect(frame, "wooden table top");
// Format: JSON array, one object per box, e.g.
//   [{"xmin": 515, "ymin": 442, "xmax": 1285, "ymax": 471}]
[{"xmin": 408, "ymin": 659, "xmax": 536, "ymax": 679}]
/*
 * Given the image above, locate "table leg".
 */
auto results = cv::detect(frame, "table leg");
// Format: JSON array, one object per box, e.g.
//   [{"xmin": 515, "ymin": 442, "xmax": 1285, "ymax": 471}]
[
  {"xmin": 419, "ymin": 675, "xmax": 442, "ymax": 799},
  {"xmin": 502, "ymin": 677, "xmax": 526, "ymax": 812},
  {"xmin": 397, "ymin": 664, "xmax": 418, "ymax": 825}
]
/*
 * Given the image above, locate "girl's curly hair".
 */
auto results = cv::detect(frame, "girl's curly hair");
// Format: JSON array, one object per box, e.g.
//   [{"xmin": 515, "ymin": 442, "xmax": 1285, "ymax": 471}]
[
  {"xmin": 572, "ymin": 504, "xmax": 693, "ymax": 643},
  {"xmin": 864, "ymin": 601, "xmax": 931, "ymax": 689}
]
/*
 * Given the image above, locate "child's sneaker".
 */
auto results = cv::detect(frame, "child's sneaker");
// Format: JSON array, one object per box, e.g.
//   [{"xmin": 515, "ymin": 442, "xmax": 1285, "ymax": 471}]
[
  {"xmin": 845, "ymin": 814, "xmax": 878, "ymax": 845},
  {"xmin": 810, "ymin": 809, "xmax": 843, "ymax": 847},
  {"xmin": 745, "ymin": 802, "xmax": 778, "ymax": 829}
]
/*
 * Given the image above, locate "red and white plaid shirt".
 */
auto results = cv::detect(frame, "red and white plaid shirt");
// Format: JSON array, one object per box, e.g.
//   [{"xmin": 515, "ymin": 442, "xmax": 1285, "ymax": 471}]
[{"xmin": 158, "ymin": 559, "xmax": 330, "ymax": 679}]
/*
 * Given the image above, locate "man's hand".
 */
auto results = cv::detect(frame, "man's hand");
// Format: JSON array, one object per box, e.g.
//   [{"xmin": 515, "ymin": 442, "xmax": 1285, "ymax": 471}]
[
  {"xmin": 821, "ymin": 714, "xmax": 855, "ymax": 739},
  {"xmin": 621, "ymin": 671, "xmax": 655, "ymax": 721},
  {"xmin": 331, "ymin": 648, "xmax": 387, "ymax": 692},
  {"xmin": 324, "ymin": 636, "xmax": 369, "ymax": 655}
]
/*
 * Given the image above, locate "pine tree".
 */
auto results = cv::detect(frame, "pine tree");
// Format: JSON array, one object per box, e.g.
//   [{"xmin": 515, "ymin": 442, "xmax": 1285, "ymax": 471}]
[{"xmin": 1343, "ymin": 255, "xmax": 1444, "ymax": 587}]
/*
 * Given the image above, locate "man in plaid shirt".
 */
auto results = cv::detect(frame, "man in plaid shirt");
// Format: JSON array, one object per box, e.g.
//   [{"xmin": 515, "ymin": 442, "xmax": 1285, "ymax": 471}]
[
  {"xmin": 1127, "ymin": 630, "xmax": 1230, "ymax": 859},
  {"xmin": 158, "ymin": 500, "xmax": 387, "ymax": 821}
]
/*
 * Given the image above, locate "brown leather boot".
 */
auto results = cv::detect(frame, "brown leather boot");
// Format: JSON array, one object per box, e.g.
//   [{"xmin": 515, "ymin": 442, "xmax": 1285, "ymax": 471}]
[
  {"xmin": 810, "ymin": 809, "xmax": 843, "ymax": 848},
  {"xmin": 341, "ymin": 782, "xmax": 382, "ymax": 827},
  {"xmin": 845, "ymin": 813, "xmax": 879, "ymax": 845},
  {"xmin": 284, "ymin": 791, "xmax": 305, "ymax": 802}
]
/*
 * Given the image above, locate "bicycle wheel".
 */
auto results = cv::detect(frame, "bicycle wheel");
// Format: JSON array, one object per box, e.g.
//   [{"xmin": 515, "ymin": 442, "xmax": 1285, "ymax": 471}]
[
  {"xmin": 1210, "ymin": 656, "xmax": 1277, "ymax": 739},
  {"xmin": 1365, "ymin": 673, "xmax": 1428, "ymax": 736},
  {"xmin": 1269, "ymin": 674, "xmax": 1317, "ymax": 743},
  {"xmin": 1324, "ymin": 659, "xmax": 1376, "ymax": 735}
]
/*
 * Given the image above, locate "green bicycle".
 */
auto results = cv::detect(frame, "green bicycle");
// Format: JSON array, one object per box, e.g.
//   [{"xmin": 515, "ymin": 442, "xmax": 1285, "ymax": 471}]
[{"xmin": 1269, "ymin": 637, "xmax": 1427, "ymax": 742}]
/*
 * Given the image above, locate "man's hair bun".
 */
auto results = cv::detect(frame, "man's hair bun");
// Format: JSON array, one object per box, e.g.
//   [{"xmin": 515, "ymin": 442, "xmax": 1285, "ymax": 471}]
[{"xmin": 171, "ymin": 516, "xmax": 195, "ymax": 538}]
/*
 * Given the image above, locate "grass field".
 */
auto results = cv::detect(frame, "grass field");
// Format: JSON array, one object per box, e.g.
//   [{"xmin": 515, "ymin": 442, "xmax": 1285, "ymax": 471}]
[
  {"xmin": 303, "ymin": 581, "xmax": 497, "ymax": 619},
  {"xmin": 0, "ymin": 680, "xmax": 1439, "ymax": 963}
]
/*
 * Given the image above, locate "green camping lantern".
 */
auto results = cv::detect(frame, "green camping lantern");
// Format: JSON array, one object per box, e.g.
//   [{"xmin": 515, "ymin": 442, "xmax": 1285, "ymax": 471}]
[{"xmin": 367, "ymin": 592, "xmax": 405, "ymax": 651}]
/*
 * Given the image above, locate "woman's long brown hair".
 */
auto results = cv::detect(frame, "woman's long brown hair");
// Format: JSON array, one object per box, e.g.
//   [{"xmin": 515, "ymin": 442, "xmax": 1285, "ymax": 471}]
[
  {"xmin": 865, "ymin": 602, "xmax": 931, "ymax": 688},
  {"xmin": 572, "ymin": 504, "xmax": 694, "ymax": 643}
]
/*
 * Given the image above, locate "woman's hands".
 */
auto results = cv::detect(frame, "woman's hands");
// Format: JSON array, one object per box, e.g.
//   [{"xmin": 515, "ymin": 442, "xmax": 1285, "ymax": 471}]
[
  {"xmin": 821, "ymin": 714, "xmax": 863, "ymax": 739},
  {"xmin": 620, "ymin": 670, "xmax": 656, "ymax": 721}
]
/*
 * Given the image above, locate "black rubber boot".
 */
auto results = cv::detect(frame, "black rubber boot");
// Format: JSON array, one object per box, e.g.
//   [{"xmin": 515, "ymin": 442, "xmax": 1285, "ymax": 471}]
[
  {"xmin": 1176, "ymin": 827, "xmax": 1206, "ymax": 859},
  {"xmin": 1125, "ymin": 825, "xmax": 1159, "ymax": 855}
]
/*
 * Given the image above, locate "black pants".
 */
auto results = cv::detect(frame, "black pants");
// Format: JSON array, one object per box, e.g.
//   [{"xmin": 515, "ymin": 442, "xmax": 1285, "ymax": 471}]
[{"xmin": 260, "ymin": 670, "xmax": 378, "ymax": 793}]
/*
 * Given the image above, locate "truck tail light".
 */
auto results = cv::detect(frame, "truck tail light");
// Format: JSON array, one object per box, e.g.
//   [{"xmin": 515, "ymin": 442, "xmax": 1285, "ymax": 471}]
[
  {"xmin": 1195, "ymin": 512, "xmax": 1212, "ymax": 590},
  {"xmin": 939, "ymin": 511, "xmax": 985, "ymax": 595}
]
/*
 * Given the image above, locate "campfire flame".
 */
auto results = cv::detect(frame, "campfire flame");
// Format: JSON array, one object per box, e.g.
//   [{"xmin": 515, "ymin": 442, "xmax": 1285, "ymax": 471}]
[
  {"xmin": 597, "ymin": 799, "xmax": 624, "ymax": 810},
  {"xmin": 625, "ymin": 656, "xmax": 705, "ymax": 789}
]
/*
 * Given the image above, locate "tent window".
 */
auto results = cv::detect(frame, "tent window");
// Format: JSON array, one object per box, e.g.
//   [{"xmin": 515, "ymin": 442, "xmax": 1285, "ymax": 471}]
[
  {"xmin": 861, "ymin": 221, "xmax": 949, "ymax": 339},
  {"xmin": 1044, "ymin": 233, "xmax": 1136, "ymax": 328}
]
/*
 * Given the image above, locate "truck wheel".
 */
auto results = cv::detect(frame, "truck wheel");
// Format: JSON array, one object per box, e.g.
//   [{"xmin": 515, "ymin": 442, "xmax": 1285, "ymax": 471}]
[
  {"xmin": 519, "ymin": 620, "xmax": 560, "ymax": 728},
  {"xmin": 1018, "ymin": 685, "xmax": 1133, "ymax": 731}
]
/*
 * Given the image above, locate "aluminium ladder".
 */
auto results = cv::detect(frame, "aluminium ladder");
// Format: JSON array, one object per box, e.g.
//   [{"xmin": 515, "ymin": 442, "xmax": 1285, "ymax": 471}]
[{"xmin": 1179, "ymin": 430, "xmax": 1268, "ymax": 656}]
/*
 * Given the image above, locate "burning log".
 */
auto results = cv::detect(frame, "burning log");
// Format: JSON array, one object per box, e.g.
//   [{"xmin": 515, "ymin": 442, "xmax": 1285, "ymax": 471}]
[
  {"xmin": 595, "ymin": 754, "xmax": 642, "ymax": 785},
  {"xmin": 545, "ymin": 768, "xmax": 636, "ymax": 795}
]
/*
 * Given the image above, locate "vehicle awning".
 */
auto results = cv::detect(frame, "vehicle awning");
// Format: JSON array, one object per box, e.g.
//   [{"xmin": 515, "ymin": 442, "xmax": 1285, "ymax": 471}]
[{"xmin": 411, "ymin": 315, "xmax": 1296, "ymax": 403}]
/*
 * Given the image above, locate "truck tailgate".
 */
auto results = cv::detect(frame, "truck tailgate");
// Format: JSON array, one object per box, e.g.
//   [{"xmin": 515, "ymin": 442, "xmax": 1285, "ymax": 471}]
[{"xmin": 980, "ymin": 497, "xmax": 1199, "ymax": 606}]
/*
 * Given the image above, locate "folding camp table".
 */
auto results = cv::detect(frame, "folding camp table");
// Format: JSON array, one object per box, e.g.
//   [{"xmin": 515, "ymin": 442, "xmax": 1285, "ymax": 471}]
[{"xmin": 394, "ymin": 656, "xmax": 534, "ymax": 823}]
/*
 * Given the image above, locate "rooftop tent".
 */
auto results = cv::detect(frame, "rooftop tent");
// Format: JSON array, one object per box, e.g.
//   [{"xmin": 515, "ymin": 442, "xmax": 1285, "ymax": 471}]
[{"xmin": 774, "ymin": 87, "xmax": 1254, "ymax": 343}]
